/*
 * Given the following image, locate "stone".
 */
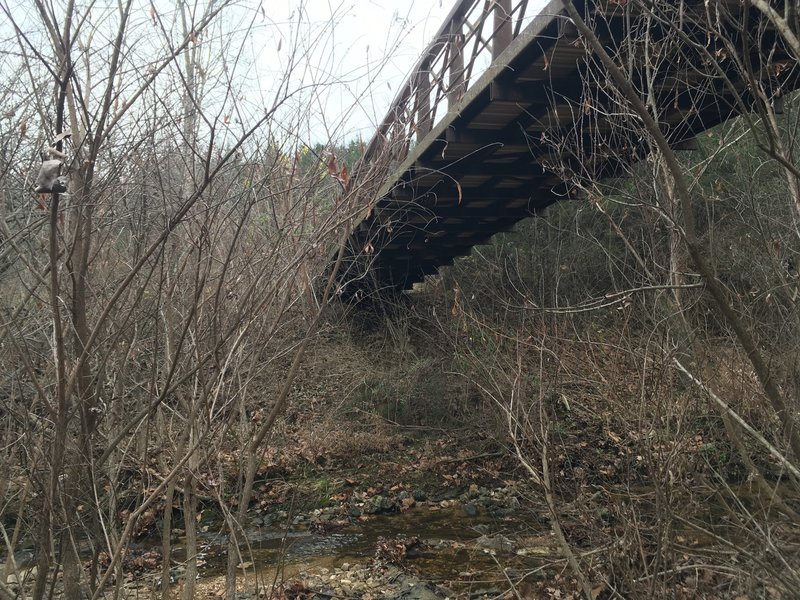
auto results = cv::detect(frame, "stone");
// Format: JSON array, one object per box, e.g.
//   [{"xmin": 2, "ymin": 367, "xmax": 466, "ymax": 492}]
[
  {"xmin": 351, "ymin": 581, "xmax": 366, "ymax": 594},
  {"xmin": 475, "ymin": 534, "xmax": 515, "ymax": 553},
  {"xmin": 364, "ymin": 494, "xmax": 397, "ymax": 514},
  {"xmin": 472, "ymin": 587, "xmax": 502, "ymax": 597},
  {"xmin": 400, "ymin": 582, "xmax": 441, "ymax": 600}
]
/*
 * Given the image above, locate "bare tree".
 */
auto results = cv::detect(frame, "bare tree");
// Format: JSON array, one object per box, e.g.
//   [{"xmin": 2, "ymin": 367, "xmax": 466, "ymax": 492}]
[
  {"xmin": 0, "ymin": 2, "xmax": 369, "ymax": 599},
  {"xmin": 440, "ymin": 1, "xmax": 800, "ymax": 596}
]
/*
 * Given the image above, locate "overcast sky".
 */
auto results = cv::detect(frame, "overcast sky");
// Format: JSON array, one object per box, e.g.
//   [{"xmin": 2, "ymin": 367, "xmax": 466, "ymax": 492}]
[
  {"xmin": 0, "ymin": 0, "xmax": 549, "ymax": 147},
  {"xmin": 257, "ymin": 0, "xmax": 549, "ymax": 143}
]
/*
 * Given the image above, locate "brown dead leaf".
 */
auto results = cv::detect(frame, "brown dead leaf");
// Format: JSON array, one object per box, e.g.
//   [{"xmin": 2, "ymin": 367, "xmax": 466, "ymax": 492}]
[
  {"xmin": 338, "ymin": 164, "xmax": 349, "ymax": 185},
  {"xmin": 327, "ymin": 153, "xmax": 337, "ymax": 176}
]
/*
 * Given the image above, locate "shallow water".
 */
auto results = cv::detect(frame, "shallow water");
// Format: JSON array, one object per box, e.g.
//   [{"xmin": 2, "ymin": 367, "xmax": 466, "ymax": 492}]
[{"xmin": 163, "ymin": 504, "xmax": 550, "ymax": 586}]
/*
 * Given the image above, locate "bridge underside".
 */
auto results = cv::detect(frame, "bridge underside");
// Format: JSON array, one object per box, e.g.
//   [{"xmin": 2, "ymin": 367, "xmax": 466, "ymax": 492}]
[{"xmin": 335, "ymin": 0, "xmax": 800, "ymax": 297}]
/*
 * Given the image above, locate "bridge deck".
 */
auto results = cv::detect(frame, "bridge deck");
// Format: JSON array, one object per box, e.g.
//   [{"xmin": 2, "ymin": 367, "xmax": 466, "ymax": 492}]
[{"xmin": 335, "ymin": 0, "xmax": 799, "ymax": 295}]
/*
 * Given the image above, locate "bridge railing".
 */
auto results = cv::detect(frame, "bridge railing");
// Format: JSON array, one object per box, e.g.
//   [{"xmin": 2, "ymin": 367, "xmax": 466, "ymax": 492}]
[{"xmin": 358, "ymin": 0, "xmax": 536, "ymax": 177}]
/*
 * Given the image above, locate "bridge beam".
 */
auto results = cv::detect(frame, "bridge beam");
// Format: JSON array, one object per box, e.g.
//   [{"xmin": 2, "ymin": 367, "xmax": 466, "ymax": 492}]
[
  {"xmin": 493, "ymin": 0, "xmax": 513, "ymax": 60},
  {"xmin": 337, "ymin": 0, "xmax": 800, "ymax": 294},
  {"xmin": 415, "ymin": 63, "xmax": 432, "ymax": 138},
  {"xmin": 448, "ymin": 21, "xmax": 465, "ymax": 110}
]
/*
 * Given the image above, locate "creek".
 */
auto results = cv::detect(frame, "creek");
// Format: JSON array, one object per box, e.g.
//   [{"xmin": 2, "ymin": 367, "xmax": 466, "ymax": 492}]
[{"xmin": 154, "ymin": 502, "xmax": 555, "ymax": 596}]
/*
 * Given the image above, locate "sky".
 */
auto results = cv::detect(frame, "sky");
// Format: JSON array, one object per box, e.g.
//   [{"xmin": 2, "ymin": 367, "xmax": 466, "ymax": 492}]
[
  {"xmin": 256, "ymin": 0, "xmax": 549, "ymax": 143},
  {"xmin": 0, "ymin": 0, "xmax": 550, "ymax": 149}
]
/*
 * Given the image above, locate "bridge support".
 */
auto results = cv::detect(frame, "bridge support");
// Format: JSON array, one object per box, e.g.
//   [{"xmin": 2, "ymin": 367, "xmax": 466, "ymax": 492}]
[
  {"xmin": 415, "ymin": 64, "xmax": 432, "ymax": 138},
  {"xmin": 338, "ymin": 0, "xmax": 800, "ymax": 294},
  {"xmin": 448, "ymin": 22, "xmax": 464, "ymax": 110},
  {"xmin": 493, "ymin": 0, "xmax": 512, "ymax": 59}
]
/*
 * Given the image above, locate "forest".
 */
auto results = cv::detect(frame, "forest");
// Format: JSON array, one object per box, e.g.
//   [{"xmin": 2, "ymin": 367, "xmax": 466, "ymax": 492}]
[{"xmin": 1, "ymin": 1, "xmax": 799, "ymax": 599}]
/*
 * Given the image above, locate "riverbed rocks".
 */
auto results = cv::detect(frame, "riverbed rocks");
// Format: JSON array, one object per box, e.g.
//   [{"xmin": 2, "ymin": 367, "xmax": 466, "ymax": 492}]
[
  {"xmin": 474, "ymin": 533, "xmax": 515, "ymax": 554},
  {"xmin": 457, "ymin": 484, "xmax": 524, "ymax": 517},
  {"xmin": 287, "ymin": 562, "xmax": 451, "ymax": 600},
  {"xmin": 281, "ymin": 482, "xmax": 532, "ymax": 544},
  {"xmin": 363, "ymin": 493, "xmax": 399, "ymax": 515},
  {"xmin": 266, "ymin": 484, "xmax": 543, "ymax": 598}
]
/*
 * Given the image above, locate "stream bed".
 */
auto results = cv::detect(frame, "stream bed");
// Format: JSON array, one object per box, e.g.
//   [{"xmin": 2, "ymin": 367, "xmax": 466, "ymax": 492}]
[{"xmin": 153, "ymin": 501, "xmax": 557, "ymax": 598}]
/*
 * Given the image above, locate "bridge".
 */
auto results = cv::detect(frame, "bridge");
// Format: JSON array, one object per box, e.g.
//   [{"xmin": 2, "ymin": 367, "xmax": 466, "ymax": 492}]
[{"xmin": 334, "ymin": 0, "xmax": 799, "ymax": 296}]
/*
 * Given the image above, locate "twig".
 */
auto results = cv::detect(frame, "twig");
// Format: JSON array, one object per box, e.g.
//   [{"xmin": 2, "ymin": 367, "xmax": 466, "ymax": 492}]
[
  {"xmin": 541, "ymin": 442, "xmax": 594, "ymax": 600},
  {"xmin": 489, "ymin": 551, "xmax": 523, "ymax": 600},
  {"xmin": 0, "ymin": 579, "xmax": 15, "ymax": 600},
  {"xmin": 673, "ymin": 358, "xmax": 800, "ymax": 480},
  {"xmin": 521, "ymin": 282, "xmax": 704, "ymax": 314},
  {"xmin": 436, "ymin": 452, "xmax": 504, "ymax": 465},
  {"xmin": 674, "ymin": 515, "xmax": 800, "ymax": 590}
]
